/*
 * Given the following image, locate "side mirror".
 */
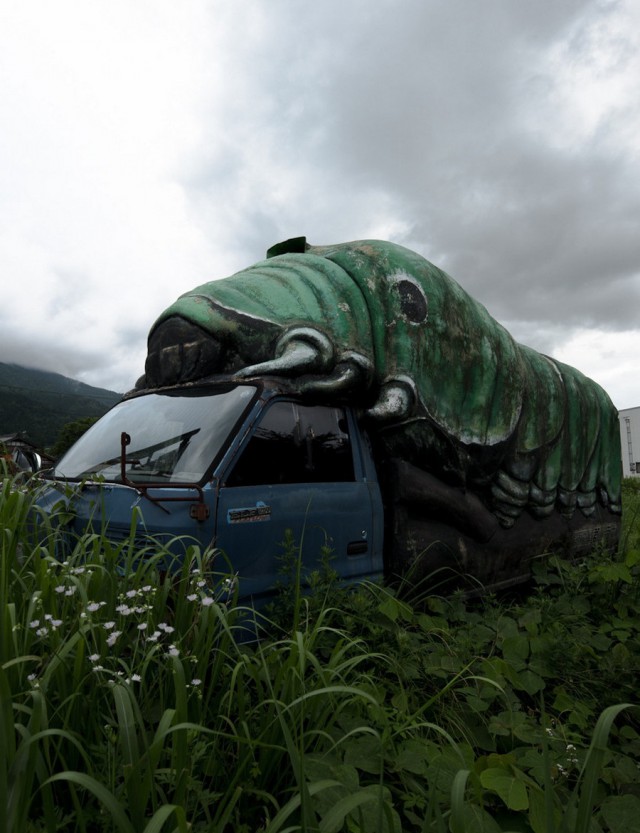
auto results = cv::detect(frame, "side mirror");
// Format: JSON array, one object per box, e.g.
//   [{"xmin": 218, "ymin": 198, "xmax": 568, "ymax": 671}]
[{"xmin": 23, "ymin": 450, "xmax": 42, "ymax": 472}]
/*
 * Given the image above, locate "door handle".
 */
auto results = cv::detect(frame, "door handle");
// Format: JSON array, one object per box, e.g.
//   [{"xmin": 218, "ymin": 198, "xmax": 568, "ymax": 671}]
[{"xmin": 347, "ymin": 541, "xmax": 368, "ymax": 556}]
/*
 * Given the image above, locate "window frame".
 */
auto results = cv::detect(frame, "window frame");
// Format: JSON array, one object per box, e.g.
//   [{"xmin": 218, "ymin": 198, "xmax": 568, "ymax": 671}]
[{"xmin": 223, "ymin": 399, "xmax": 358, "ymax": 488}]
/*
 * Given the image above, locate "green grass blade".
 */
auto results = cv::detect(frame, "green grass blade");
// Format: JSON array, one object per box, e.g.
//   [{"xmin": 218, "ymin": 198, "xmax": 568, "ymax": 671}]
[
  {"xmin": 146, "ymin": 708, "xmax": 176, "ymax": 775},
  {"xmin": 46, "ymin": 771, "xmax": 135, "ymax": 833},
  {"xmin": 574, "ymin": 703, "xmax": 637, "ymax": 833},
  {"xmin": 113, "ymin": 683, "xmax": 141, "ymax": 769},
  {"xmin": 318, "ymin": 789, "xmax": 378, "ymax": 832},
  {"xmin": 141, "ymin": 803, "xmax": 189, "ymax": 833},
  {"xmin": 264, "ymin": 779, "xmax": 342, "ymax": 833},
  {"xmin": 0, "ymin": 665, "xmax": 14, "ymax": 833},
  {"xmin": 211, "ymin": 785, "xmax": 243, "ymax": 831},
  {"xmin": 449, "ymin": 769, "xmax": 471, "ymax": 833},
  {"xmin": 113, "ymin": 682, "xmax": 147, "ymax": 828}
]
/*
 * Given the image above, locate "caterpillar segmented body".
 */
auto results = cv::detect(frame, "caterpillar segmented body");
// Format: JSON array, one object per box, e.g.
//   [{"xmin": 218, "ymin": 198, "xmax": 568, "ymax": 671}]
[{"xmin": 141, "ymin": 237, "xmax": 622, "ymax": 527}]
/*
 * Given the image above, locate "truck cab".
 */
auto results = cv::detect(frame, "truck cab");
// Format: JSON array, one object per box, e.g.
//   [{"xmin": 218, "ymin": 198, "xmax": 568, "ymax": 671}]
[{"xmin": 37, "ymin": 380, "xmax": 385, "ymax": 606}]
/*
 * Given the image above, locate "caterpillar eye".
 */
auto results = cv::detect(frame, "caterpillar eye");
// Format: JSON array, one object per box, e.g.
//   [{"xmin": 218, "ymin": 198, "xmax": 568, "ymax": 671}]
[{"xmin": 397, "ymin": 279, "xmax": 428, "ymax": 324}]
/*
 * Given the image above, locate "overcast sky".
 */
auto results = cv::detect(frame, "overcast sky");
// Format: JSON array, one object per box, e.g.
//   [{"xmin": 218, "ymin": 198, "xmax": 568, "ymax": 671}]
[{"xmin": 1, "ymin": 0, "xmax": 639, "ymax": 409}]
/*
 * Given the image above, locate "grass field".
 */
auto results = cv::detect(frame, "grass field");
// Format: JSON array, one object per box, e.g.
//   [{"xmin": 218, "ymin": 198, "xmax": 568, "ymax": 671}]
[{"xmin": 1, "ymin": 473, "xmax": 639, "ymax": 832}]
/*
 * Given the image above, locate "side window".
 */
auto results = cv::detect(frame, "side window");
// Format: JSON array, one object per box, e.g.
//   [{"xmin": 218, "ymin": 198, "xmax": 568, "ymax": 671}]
[{"xmin": 226, "ymin": 402, "xmax": 355, "ymax": 486}]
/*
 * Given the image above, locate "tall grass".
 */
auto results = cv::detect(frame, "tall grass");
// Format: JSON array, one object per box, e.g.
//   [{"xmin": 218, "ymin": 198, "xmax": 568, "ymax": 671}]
[{"xmin": 1, "ymin": 470, "xmax": 639, "ymax": 831}]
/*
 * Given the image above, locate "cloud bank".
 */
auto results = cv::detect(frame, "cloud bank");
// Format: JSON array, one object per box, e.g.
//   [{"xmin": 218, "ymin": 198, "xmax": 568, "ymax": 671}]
[{"xmin": 1, "ymin": 0, "xmax": 638, "ymax": 408}]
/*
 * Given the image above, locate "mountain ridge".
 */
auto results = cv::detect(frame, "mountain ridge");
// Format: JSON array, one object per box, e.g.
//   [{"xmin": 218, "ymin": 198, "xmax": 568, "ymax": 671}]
[{"xmin": 0, "ymin": 362, "xmax": 122, "ymax": 448}]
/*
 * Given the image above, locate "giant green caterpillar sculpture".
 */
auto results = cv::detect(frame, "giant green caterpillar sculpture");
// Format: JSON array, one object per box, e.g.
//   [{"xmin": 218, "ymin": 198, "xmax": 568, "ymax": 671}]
[{"xmin": 140, "ymin": 237, "xmax": 622, "ymax": 529}]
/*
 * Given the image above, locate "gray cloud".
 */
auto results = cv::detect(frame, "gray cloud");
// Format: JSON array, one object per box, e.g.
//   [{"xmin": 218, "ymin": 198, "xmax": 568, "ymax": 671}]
[
  {"xmin": 212, "ymin": 0, "xmax": 639, "ymax": 339},
  {"xmin": 1, "ymin": 0, "xmax": 639, "ymax": 408}
]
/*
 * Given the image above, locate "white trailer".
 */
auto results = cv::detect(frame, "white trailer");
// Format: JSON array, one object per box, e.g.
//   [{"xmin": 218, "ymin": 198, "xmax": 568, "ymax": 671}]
[{"xmin": 619, "ymin": 406, "xmax": 640, "ymax": 478}]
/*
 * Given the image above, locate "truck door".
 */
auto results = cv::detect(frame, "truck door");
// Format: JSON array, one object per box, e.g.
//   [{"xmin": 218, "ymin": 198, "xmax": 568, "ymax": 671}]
[{"xmin": 213, "ymin": 400, "xmax": 378, "ymax": 606}]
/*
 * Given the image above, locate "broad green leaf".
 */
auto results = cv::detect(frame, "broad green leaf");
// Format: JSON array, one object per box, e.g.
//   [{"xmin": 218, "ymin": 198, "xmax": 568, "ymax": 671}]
[
  {"xmin": 502, "ymin": 635, "xmax": 530, "ymax": 667},
  {"xmin": 484, "ymin": 752, "xmax": 517, "ymax": 768},
  {"xmin": 377, "ymin": 595, "xmax": 401, "ymax": 622},
  {"xmin": 488, "ymin": 710, "xmax": 528, "ymax": 739},
  {"xmin": 394, "ymin": 739, "xmax": 429, "ymax": 775},
  {"xmin": 391, "ymin": 689, "xmax": 409, "ymax": 713},
  {"xmin": 496, "ymin": 616, "xmax": 519, "ymax": 640},
  {"xmin": 591, "ymin": 563, "xmax": 632, "ymax": 584},
  {"xmin": 480, "ymin": 767, "xmax": 529, "ymax": 811},
  {"xmin": 516, "ymin": 669, "xmax": 545, "ymax": 696},
  {"xmin": 455, "ymin": 803, "xmax": 504, "ymax": 833},
  {"xmin": 528, "ymin": 787, "xmax": 560, "ymax": 833},
  {"xmin": 343, "ymin": 735, "xmax": 383, "ymax": 775},
  {"xmin": 600, "ymin": 794, "xmax": 640, "ymax": 833},
  {"xmin": 624, "ymin": 548, "xmax": 640, "ymax": 567}
]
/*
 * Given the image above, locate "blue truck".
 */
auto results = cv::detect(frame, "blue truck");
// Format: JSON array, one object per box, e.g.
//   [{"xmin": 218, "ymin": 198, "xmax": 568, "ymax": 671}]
[
  {"xmin": 36, "ymin": 376, "xmax": 620, "ymax": 607},
  {"xmin": 36, "ymin": 380, "xmax": 386, "ymax": 605},
  {"xmin": 34, "ymin": 239, "xmax": 622, "ymax": 604}
]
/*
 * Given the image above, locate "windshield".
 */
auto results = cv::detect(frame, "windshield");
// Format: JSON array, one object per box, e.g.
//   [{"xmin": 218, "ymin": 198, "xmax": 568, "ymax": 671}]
[{"xmin": 53, "ymin": 385, "xmax": 257, "ymax": 484}]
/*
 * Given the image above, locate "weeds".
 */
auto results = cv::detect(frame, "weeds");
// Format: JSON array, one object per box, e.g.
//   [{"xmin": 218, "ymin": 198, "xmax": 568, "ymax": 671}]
[{"xmin": 1, "ymin": 472, "xmax": 639, "ymax": 831}]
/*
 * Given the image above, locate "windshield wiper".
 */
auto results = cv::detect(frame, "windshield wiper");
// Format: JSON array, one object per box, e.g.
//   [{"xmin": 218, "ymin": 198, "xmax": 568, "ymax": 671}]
[{"xmin": 119, "ymin": 432, "xmax": 209, "ymax": 520}]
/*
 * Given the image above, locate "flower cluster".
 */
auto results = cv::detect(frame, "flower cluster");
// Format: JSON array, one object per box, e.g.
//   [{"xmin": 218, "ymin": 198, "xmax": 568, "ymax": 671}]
[
  {"xmin": 29, "ymin": 613, "xmax": 63, "ymax": 638},
  {"xmin": 22, "ymin": 559, "xmax": 218, "ymax": 695},
  {"xmin": 88, "ymin": 652, "xmax": 142, "ymax": 685},
  {"xmin": 545, "ymin": 724, "xmax": 582, "ymax": 780},
  {"xmin": 54, "ymin": 584, "xmax": 77, "ymax": 597},
  {"xmin": 51, "ymin": 561, "xmax": 92, "ymax": 597},
  {"xmin": 184, "ymin": 567, "xmax": 237, "ymax": 607}
]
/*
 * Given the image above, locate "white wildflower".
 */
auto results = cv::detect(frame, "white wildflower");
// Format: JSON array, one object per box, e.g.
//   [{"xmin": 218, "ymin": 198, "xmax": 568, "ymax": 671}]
[
  {"xmin": 168, "ymin": 645, "xmax": 179, "ymax": 657},
  {"xmin": 137, "ymin": 622, "xmax": 148, "ymax": 631},
  {"xmin": 191, "ymin": 678, "xmax": 202, "ymax": 686},
  {"xmin": 106, "ymin": 631, "xmax": 122, "ymax": 647},
  {"xmin": 89, "ymin": 654, "xmax": 101, "ymax": 662},
  {"xmin": 103, "ymin": 621, "xmax": 116, "ymax": 630},
  {"xmin": 55, "ymin": 585, "xmax": 66, "ymax": 594},
  {"xmin": 201, "ymin": 596, "xmax": 214, "ymax": 607},
  {"xmin": 29, "ymin": 620, "xmax": 40, "ymax": 629},
  {"xmin": 187, "ymin": 593, "xmax": 198, "ymax": 602},
  {"xmin": 87, "ymin": 602, "xmax": 102, "ymax": 613}
]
